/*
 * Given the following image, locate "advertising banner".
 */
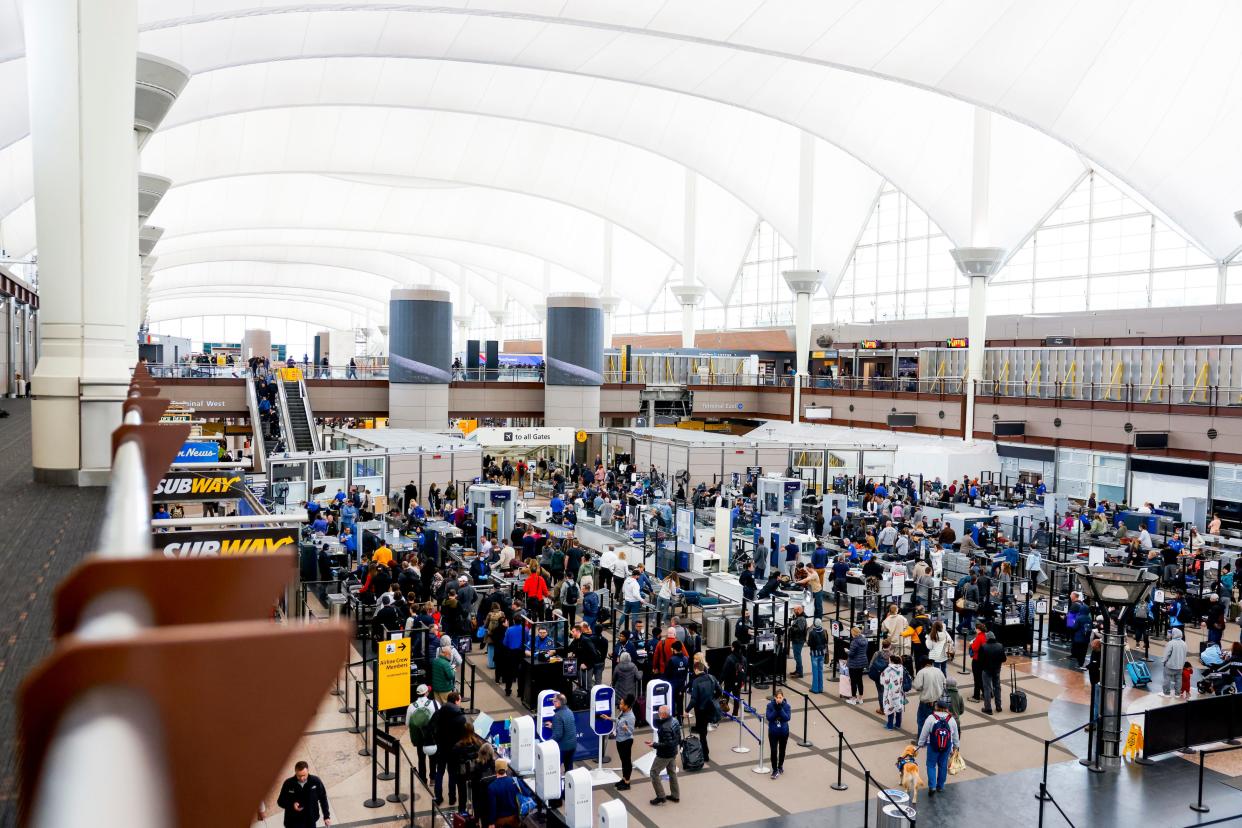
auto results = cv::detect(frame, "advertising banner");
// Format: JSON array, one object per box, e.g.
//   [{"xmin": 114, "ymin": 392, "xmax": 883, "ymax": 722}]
[
  {"xmin": 175, "ymin": 441, "xmax": 219, "ymax": 463},
  {"xmin": 153, "ymin": 470, "xmax": 248, "ymax": 501},
  {"xmin": 154, "ymin": 526, "xmax": 298, "ymax": 558}
]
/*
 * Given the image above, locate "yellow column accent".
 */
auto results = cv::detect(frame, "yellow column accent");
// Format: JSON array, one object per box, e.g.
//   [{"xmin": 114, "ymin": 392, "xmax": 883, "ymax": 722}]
[
  {"xmin": 1190, "ymin": 362, "xmax": 1210, "ymax": 404},
  {"xmin": 1105, "ymin": 362, "xmax": 1124, "ymax": 401},
  {"xmin": 1027, "ymin": 359, "xmax": 1041, "ymax": 397},
  {"xmin": 1144, "ymin": 361, "xmax": 1164, "ymax": 403}
]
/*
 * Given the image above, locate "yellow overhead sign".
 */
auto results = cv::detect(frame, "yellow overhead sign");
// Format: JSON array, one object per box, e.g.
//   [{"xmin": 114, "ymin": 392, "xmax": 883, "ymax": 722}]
[
  {"xmin": 457, "ymin": 419, "xmax": 478, "ymax": 436},
  {"xmin": 377, "ymin": 638, "xmax": 411, "ymax": 711}
]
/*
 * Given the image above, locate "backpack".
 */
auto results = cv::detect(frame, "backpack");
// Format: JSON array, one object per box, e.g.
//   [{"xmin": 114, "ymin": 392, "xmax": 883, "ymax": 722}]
[
  {"xmin": 407, "ymin": 704, "xmax": 434, "ymax": 746},
  {"xmin": 1065, "ymin": 610, "xmax": 1079, "ymax": 630},
  {"xmin": 930, "ymin": 716, "xmax": 952, "ymax": 752},
  {"xmin": 564, "ymin": 580, "xmax": 580, "ymax": 605},
  {"xmin": 1133, "ymin": 601, "xmax": 1150, "ymax": 620},
  {"xmin": 808, "ymin": 627, "xmax": 829, "ymax": 653}
]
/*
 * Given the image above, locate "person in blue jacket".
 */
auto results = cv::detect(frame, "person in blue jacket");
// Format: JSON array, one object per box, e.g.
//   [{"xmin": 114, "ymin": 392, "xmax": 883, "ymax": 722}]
[
  {"xmin": 549, "ymin": 693, "xmax": 579, "ymax": 776},
  {"xmin": 765, "ymin": 689, "xmax": 792, "ymax": 779}
]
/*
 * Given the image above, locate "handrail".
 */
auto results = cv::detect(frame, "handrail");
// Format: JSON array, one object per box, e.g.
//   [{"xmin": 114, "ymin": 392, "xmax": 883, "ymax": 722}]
[
  {"xmin": 245, "ymin": 375, "xmax": 267, "ymax": 474},
  {"xmin": 296, "ymin": 376, "xmax": 322, "ymax": 452},
  {"xmin": 29, "ymin": 411, "xmax": 175, "ymax": 827}
]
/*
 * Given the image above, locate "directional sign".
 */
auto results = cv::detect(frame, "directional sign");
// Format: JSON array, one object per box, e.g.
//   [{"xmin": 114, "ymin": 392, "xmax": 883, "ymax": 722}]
[{"xmin": 378, "ymin": 638, "xmax": 411, "ymax": 711}]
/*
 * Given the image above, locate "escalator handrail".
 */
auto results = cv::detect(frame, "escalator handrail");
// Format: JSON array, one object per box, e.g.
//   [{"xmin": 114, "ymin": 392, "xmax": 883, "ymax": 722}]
[
  {"xmin": 296, "ymin": 377, "xmax": 321, "ymax": 452},
  {"xmin": 245, "ymin": 376, "xmax": 267, "ymax": 473}
]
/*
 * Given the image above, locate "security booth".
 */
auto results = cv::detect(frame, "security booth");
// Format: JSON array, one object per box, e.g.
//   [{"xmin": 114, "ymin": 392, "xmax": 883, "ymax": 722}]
[{"xmin": 468, "ymin": 483, "xmax": 518, "ymax": 550}]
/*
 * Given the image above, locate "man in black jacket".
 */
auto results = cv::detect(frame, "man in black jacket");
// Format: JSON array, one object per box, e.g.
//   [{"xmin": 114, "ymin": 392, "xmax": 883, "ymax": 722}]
[
  {"xmin": 277, "ymin": 761, "xmax": 331, "ymax": 827},
  {"xmin": 430, "ymin": 692, "xmax": 467, "ymax": 804},
  {"xmin": 647, "ymin": 705, "xmax": 682, "ymax": 805},
  {"xmin": 688, "ymin": 662, "xmax": 719, "ymax": 764},
  {"xmin": 977, "ymin": 631, "xmax": 1007, "ymax": 715}
]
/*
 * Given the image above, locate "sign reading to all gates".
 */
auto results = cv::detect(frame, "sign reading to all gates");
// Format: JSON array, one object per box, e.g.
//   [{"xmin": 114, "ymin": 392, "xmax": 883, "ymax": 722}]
[
  {"xmin": 473, "ymin": 427, "xmax": 576, "ymax": 447},
  {"xmin": 175, "ymin": 441, "xmax": 219, "ymax": 463},
  {"xmin": 156, "ymin": 527, "xmax": 297, "ymax": 559},
  {"xmin": 378, "ymin": 638, "xmax": 411, "ymax": 711},
  {"xmin": 153, "ymin": 471, "xmax": 248, "ymax": 501}
]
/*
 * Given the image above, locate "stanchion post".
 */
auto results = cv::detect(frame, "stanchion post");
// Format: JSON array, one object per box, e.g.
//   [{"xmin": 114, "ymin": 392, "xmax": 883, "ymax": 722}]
[
  {"xmin": 831, "ymin": 730, "xmax": 848, "ymax": 791},
  {"xmin": 752, "ymin": 717, "xmax": 770, "ymax": 774},
  {"xmin": 359, "ymin": 695, "xmax": 371, "ymax": 757},
  {"xmin": 387, "ymin": 745, "xmax": 408, "ymax": 804},
  {"xmin": 350, "ymin": 680, "xmax": 364, "ymax": 733},
  {"xmin": 957, "ymin": 627, "xmax": 970, "ymax": 676},
  {"xmin": 1036, "ymin": 739, "xmax": 1052, "ymax": 801},
  {"xmin": 796, "ymin": 692, "xmax": 813, "ymax": 748},
  {"xmin": 408, "ymin": 763, "xmax": 417, "ymax": 827},
  {"xmin": 1190, "ymin": 749, "xmax": 1210, "ymax": 813},
  {"xmin": 863, "ymin": 769, "xmax": 871, "ymax": 827}
]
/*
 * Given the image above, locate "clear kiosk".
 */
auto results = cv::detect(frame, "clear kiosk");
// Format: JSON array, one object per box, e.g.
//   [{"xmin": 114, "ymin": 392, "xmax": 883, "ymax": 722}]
[{"xmin": 467, "ymin": 483, "xmax": 518, "ymax": 549}]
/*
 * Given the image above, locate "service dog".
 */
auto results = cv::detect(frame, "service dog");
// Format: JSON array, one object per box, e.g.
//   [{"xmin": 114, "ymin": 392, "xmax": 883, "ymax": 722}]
[{"xmin": 895, "ymin": 744, "xmax": 926, "ymax": 804}]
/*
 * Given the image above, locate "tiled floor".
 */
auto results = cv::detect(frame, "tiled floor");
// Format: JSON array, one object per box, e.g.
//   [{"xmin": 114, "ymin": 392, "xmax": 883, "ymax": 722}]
[{"xmin": 259, "ymin": 591, "xmax": 1242, "ymax": 828}]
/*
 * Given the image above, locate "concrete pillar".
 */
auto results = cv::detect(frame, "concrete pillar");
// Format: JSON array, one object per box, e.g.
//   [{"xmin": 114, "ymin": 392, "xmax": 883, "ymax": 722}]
[
  {"xmin": 671, "ymin": 170, "xmax": 706, "ymax": 349},
  {"xmin": 544, "ymin": 293, "xmax": 603, "ymax": 427},
  {"xmin": 783, "ymin": 270, "xmax": 824, "ymax": 425},
  {"xmin": 952, "ymin": 108, "xmax": 1006, "ymax": 445},
  {"xmin": 329, "ymin": 328, "xmax": 355, "ymax": 368},
  {"xmin": 490, "ymin": 309, "xmax": 508, "ymax": 352},
  {"xmin": 242, "ymin": 329, "xmax": 272, "ymax": 362},
  {"xmin": 388, "ymin": 287, "xmax": 452, "ymax": 429},
  {"xmin": 25, "ymin": 0, "xmax": 138, "ymax": 484},
  {"xmin": 453, "ymin": 311, "xmax": 473, "ymax": 360},
  {"xmin": 599, "ymin": 296, "xmax": 620, "ymax": 352},
  {"xmin": 1, "ymin": 298, "xmax": 13, "ymax": 397}
]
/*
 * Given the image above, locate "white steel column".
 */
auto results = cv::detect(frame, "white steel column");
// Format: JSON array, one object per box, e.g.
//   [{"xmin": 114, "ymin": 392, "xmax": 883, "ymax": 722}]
[
  {"xmin": 952, "ymin": 108, "xmax": 1005, "ymax": 445},
  {"xmin": 782, "ymin": 133, "xmax": 822, "ymax": 425},
  {"xmin": 25, "ymin": 0, "xmax": 140, "ymax": 484},
  {"xmin": 670, "ymin": 170, "xmax": 705, "ymax": 349},
  {"xmin": 600, "ymin": 221, "xmax": 620, "ymax": 351}
]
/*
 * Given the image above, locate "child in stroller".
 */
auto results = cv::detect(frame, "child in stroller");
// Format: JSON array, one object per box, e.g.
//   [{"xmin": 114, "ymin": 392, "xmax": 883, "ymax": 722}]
[{"xmin": 1197, "ymin": 664, "xmax": 1237, "ymax": 696}]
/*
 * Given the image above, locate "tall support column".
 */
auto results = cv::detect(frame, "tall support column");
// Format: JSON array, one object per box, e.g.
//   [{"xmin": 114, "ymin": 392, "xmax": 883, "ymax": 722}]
[
  {"xmin": 1, "ymin": 298, "xmax": 14, "ymax": 397},
  {"xmin": 544, "ymin": 294, "xmax": 603, "ymax": 427},
  {"xmin": 453, "ymin": 311, "xmax": 473, "ymax": 360},
  {"xmin": 671, "ymin": 170, "xmax": 705, "ymax": 349},
  {"xmin": 600, "ymin": 220, "xmax": 620, "ymax": 352},
  {"xmin": 242, "ymin": 328, "xmax": 271, "ymax": 363},
  {"xmin": 952, "ymin": 108, "xmax": 1006, "ymax": 445},
  {"xmin": 783, "ymin": 271, "xmax": 824, "ymax": 425},
  {"xmin": 25, "ymin": 0, "xmax": 139, "ymax": 484},
  {"xmin": 389, "ymin": 287, "xmax": 452, "ymax": 429}
]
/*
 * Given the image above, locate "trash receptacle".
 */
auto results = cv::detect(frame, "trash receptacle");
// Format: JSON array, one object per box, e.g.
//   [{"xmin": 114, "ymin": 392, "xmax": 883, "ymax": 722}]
[
  {"xmin": 705, "ymin": 615, "xmax": 726, "ymax": 648},
  {"xmin": 877, "ymin": 801, "xmax": 915, "ymax": 828}
]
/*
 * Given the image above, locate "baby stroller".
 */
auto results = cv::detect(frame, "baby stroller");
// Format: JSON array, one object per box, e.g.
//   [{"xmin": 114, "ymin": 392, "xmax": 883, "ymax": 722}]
[{"xmin": 1197, "ymin": 665, "xmax": 1237, "ymax": 696}]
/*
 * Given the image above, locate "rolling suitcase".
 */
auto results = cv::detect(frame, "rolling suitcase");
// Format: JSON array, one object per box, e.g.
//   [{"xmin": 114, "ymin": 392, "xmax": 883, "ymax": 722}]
[
  {"xmin": 1008, "ymin": 665, "xmax": 1028, "ymax": 714},
  {"xmin": 1125, "ymin": 649, "xmax": 1152, "ymax": 688},
  {"xmin": 681, "ymin": 735, "xmax": 705, "ymax": 771}
]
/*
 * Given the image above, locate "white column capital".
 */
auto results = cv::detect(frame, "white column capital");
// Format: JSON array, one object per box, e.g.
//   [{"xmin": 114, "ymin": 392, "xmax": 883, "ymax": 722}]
[
  {"xmin": 134, "ymin": 53, "xmax": 190, "ymax": 146},
  {"xmin": 950, "ymin": 247, "xmax": 1006, "ymax": 280},
  {"xmin": 782, "ymin": 269, "xmax": 824, "ymax": 296},
  {"xmin": 137, "ymin": 173, "xmax": 171, "ymax": 225},
  {"xmin": 598, "ymin": 295, "xmax": 621, "ymax": 314},
  {"xmin": 1234, "ymin": 209, "xmax": 1242, "ymax": 228},
  {"xmin": 669, "ymin": 284, "xmax": 706, "ymax": 307},
  {"xmin": 138, "ymin": 225, "xmax": 163, "ymax": 257}
]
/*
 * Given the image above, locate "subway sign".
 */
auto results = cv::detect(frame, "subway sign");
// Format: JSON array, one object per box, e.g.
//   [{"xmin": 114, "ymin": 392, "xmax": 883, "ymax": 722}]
[
  {"xmin": 945, "ymin": 337, "xmax": 969, "ymax": 348},
  {"xmin": 156, "ymin": 527, "xmax": 298, "ymax": 559},
  {"xmin": 153, "ymin": 471, "xmax": 248, "ymax": 501},
  {"xmin": 859, "ymin": 340, "xmax": 883, "ymax": 349}
]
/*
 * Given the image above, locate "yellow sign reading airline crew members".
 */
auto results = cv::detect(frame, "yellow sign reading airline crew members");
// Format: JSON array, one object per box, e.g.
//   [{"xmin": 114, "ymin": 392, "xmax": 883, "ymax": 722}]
[
  {"xmin": 575, "ymin": 430, "xmax": 588, "ymax": 443},
  {"xmin": 377, "ymin": 638, "xmax": 411, "ymax": 711}
]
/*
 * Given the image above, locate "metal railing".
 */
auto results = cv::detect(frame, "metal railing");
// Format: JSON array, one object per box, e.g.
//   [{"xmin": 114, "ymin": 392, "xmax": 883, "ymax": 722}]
[
  {"xmin": 975, "ymin": 380, "xmax": 1242, "ymax": 406},
  {"xmin": 29, "ymin": 409, "xmax": 175, "ymax": 827}
]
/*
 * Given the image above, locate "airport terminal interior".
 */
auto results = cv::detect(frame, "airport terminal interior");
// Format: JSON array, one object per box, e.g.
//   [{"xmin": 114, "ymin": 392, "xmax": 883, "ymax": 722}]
[{"xmin": 6, "ymin": 2, "xmax": 1242, "ymax": 827}]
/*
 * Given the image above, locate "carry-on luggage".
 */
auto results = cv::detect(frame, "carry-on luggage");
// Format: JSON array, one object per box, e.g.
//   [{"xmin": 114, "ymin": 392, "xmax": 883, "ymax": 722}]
[
  {"xmin": 681, "ymin": 735, "xmax": 705, "ymax": 771},
  {"xmin": 1125, "ymin": 649, "xmax": 1152, "ymax": 688},
  {"xmin": 1008, "ymin": 664, "xmax": 1028, "ymax": 713}
]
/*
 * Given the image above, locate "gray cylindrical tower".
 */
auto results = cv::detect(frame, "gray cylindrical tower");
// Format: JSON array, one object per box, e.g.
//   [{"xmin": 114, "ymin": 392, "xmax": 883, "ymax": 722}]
[
  {"xmin": 242, "ymin": 329, "xmax": 271, "ymax": 363},
  {"xmin": 544, "ymin": 293, "xmax": 603, "ymax": 427},
  {"xmin": 389, "ymin": 287, "xmax": 452, "ymax": 429}
]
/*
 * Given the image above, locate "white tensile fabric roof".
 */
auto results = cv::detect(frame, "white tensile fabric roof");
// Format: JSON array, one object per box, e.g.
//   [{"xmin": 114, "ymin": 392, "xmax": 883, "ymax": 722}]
[{"xmin": 3, "ymin": 1, "xmax": 1240, "ymax": 325}]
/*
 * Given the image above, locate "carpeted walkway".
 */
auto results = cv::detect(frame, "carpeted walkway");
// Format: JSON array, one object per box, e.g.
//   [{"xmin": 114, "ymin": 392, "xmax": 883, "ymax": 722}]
[{"xmin": 0, "ymin": 399, "xmax": 108, "ymax": 826}]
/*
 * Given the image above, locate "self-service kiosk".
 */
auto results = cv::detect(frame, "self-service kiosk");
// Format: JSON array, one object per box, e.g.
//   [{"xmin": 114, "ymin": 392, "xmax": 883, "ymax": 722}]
[
  {"xmin": 511, "ymin": 715, "xmax": 536, "ymax": 776},
  {"xmin": 534, "ymin": 739, "xmax": 561, "ymax": 801},
  {"xmin": 468, "ymin": 483, "xmax": 518, "ymax": 549},
  {"xmin": 589, "ymin": 685, "xmax": 620, "ymax": 786},
  {"xmin": 633, "ymin": 679, "xmax": 673, "ymax": 778},
  {"xmin": 563, "ymin": 768, "xmax": 593, "ymax": 828},
  {"xmin": 598, "ymin": 800, "xmax": 628, "ymax": 828},
  {"xmin": 536, "ymin": 689, "xmax": 557, "ymax": 742}
]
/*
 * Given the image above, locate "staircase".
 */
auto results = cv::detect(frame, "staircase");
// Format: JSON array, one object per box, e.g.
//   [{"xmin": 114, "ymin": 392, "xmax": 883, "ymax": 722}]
[{"xmin": 283, "ymin": 380, "xmax": 316, "ymax": 453}]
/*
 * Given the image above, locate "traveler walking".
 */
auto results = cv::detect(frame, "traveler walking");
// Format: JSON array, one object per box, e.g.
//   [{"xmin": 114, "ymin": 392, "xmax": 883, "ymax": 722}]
[
  {"xmin": 276, "ymin": 761, "xmax": 332, "ymax": 828},
  {"xmin": 916, "ymin": 700, "xmax": 960, "ymax": 796},
  {"xmin": 647, "ymin": 706, "xmax": 681, "ymax": 805},
  {"xmin": 1162, "ymin": 628, "xmax": 1187, "ymax": 696}
]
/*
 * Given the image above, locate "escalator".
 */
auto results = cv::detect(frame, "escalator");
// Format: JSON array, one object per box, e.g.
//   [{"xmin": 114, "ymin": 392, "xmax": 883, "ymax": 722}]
[
  {"xmin": 279, "ymin": 379, "xmax": 319, "ymax": 453},
  {"xmin": 245, "ymin": 376, "xmax": 268, "ymax": 473}
]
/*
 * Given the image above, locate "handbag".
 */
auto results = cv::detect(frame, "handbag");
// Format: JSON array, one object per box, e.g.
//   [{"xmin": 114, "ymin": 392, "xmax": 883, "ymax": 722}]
[{"xmin": 948, "ymin": 747, "xmax": 966, "ymax": 775}]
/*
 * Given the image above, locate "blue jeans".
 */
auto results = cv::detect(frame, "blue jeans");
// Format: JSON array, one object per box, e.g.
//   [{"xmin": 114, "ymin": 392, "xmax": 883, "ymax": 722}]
[
  {"xmin": 623, "ymin": 600, "xmax": 642, "ymax": 630},
  {"xmin": 916, "ymin": 701, "xmax": 933, "ymax": 738},
  {"xmin": 926, "ymin": 745, "xmax": 951, "ymax": 791},
  {"xmin": 812, "ymin": 590, "xmax": 824, "ymax": 618},
  {"xmin": 886, "ymin": 710, "xmax": 903, "ymax": 730},
  {"xmin": 487, "ymin": 643, "xmax": 496, "ymax": 670},
  {"xmin": 810, "ymin": 652, "xmax": 825, "ymax": 693},
  {"xmin": 792, "ymin": 642, "xmax": 805, "ymax": 676},
  {"xmin": 655, "ymin": 596, "xmax": 672, "ymax": 627}
]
